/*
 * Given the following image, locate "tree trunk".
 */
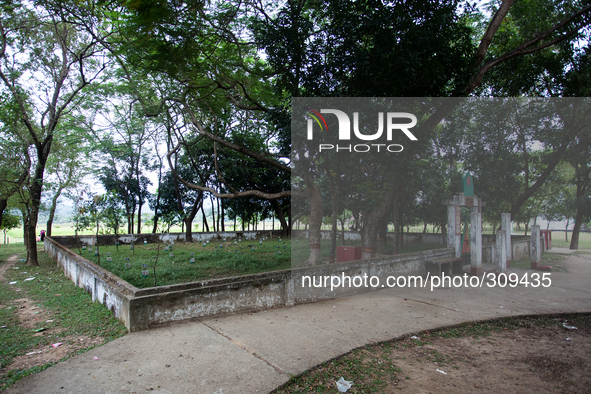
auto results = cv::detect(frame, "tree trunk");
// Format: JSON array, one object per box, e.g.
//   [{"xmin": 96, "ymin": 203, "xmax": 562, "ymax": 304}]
[
  {"xmin": 152, "ymin": 214, "xmax": 159, "ymax": 234},
  {"xmin": 26, "ymin": 157, "xmax": 47, "ymax": 266},
  {"xmin": 361, "ymin": 184, "xmax": 400, "ymax": 260},
  {"xmin": 22, "ymin": 211, "xmax": 28, "ymax": 248},
  {"xmin": 201, "ymin": 204, "xmax": 209, "ymax": 232},
  {"xmin": 0, "ymin": 199, "xmax": 7, "ymax": 229},
  {"xmin": 303, "ymin": 174, "xmax": 323, "ymax": 265},
  {"xmin": 125, "ymin": 199, "xmax": 132, "ymax": 234},
  {"xmin": 137, "ymin": 199, "xmax": 143, "ymax": 234},
  {"xmin": 377, "ymin": 216, "xmax": 388, "ymax": 254},
  {"xmin": 570, "ymin": 206, "xmax": 584, "ymax": 250},
  {"xmin": 210, "ymin": 195, "xmax": 216, "ymax": 232},
  {"xmin": 394, "ymin": 202, "xmax": 403, "ymax": 254},
  {"xmin": 328, "ymin": 170, "xmax": 339, "ymax": 264},
  {"xmin": 46, "ymin": 186, "xmax": 65, "ymax": 237},
  {"xmin": 339, "ymin": 214, "xmax": 345, "ymax": 245},
  {"xmin": 270, "ymin": 200, "xmax": 289, "ymax": 237},
  {"xmin": 221, "ymin": 199, "xmax": 225, "ymax": 232},
  {"xmin": 184, "ymin": 192, "xmax": 202, "ymax": 242}
]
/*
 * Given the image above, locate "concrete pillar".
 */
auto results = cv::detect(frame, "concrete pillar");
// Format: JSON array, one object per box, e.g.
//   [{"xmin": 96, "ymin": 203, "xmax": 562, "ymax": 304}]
[
  {"xmin": 530, "ymin": 225, "xmax": 541, "ymax": 269},
  {"xmin": 501, "ymin": 213, "xmax": 512, "ymax": 268},
  {"xmin": 447, "ymin": 204, "xmax": 461, "ymax": 258},
  {"xmin": 470, "ymin": 206, "xmax": 482, "ymax": 276},
  {"xmin": 495, "ymin": 230, "xmax": 507, "ymax": 273}
]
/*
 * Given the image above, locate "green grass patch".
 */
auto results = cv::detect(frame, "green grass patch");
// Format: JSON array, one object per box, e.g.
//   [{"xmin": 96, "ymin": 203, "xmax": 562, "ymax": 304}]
[
  {"xmin": 0, "ymin": 244, "xmax": 127, "ymax": 391},
  {"xmin": 0, "ymin": 244, "xmax": 24, "ymax": 264},
  {"xmin": 511, "ymin": 252, "xmax": 568, "ymax": 272},
  {"xmin": 273, "ymin": 344, "xmax": 401, "ymax": 393},
  {"xmin": 81, "ymin": 238, "xmax": 292, "ymax": 288},
  {"xmin": 550, "ymin": 231, "xmax": 591, "ymax": 250}
]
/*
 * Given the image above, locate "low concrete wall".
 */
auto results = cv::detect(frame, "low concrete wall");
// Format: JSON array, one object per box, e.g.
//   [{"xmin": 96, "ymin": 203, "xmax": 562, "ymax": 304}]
[
  {"xmin": 45, "ymin": 235, "xmax": 454, "ymax": 332},
  {"xmin": 512, "ymin": 236, "xmax": 533, "ymax": 260},
  {"xmin": 51, "ymin": 230, "xmax": 284, "ymax": 248},
  {"xmin": 482, "ymin": 235, "xmax": 535, "ymax": 263},
  {"xmin": 44, "ymin": 236, "xmax": 137, "ymax": 329},
  {"xmin": 292, "ymin": 230, "xmax": 446, "ymax": 245}
]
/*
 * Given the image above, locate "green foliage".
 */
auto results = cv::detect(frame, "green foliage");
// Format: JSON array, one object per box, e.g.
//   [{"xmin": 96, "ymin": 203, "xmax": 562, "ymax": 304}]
[
  {"xmin": 480, "ymin": 0, "xmax": 589, "ymax": 96},
  {"xmin": 71, "ymin": 192, "xmax": 124, "ymax": 236},
  {"xmin": 0, "ymin": 211, "xmax": 20, "ymax": 233},
  {"xmin": 254, "ymin": 0, "xmax": 475, "ymax": 97}
]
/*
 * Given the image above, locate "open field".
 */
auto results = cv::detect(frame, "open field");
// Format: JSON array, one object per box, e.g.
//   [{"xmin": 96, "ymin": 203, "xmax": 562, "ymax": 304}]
[
  {"xmin": 3, "ymin": 221, "xmax": 284, "ymax": 244},
  {"xmin": 5, "ymin": 223, "xmax": 590, "ymax": 250},
  {"xmin": 0, "ymin": 244, "xmax": 127, "ymax": 391},
  {"xmin": 549, "ymin": 231, "xmax": 591, "ymax": 249}
]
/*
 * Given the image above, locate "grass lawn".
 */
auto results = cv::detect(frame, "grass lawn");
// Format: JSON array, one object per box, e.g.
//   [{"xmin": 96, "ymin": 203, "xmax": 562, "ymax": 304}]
[
  {"xmin": 550, "ymin": 231, "xmax": 591, "ymax": 249},
  {"xmin": 510, "ymin": 252, "xmax": 569, "ymax": 272},
  {"xmin": 0, "ymin": 244, "xmax": 127, "ymax": 391},
  {"xmin": 81, "ymin": 238, "xmax": 292, "ymax": 288}
]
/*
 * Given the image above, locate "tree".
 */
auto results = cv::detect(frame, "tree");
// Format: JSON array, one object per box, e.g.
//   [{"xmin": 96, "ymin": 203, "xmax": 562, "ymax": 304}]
[
  {"xmin": 567, "ymin": 133, "xmax": 591, "ymax": 249},
  {"xmin": 77, "ymin": 0, "xmax": 591, "ymax": 266},
  {"xmin": 539, "ymin": 163, "xmax": 576, "ymax": 241},
  {"xmin": 101, "ymin": 192, "xmax": 126, "ymax": 248},
  {"xmin": 561, "ymin": 47, "xmax": 591, "ymax": 249},
  {"xmin": 0, "ymin": 2, "xmax": 109, "ymax": 265},
  {"xmin": 43, "ymin": 120, "xmax": 89, "ymax": 236},
  {"xmin": 445, "ymin": 99, "xmax": 580, "ymax": 224},
  {"xmin": 0, "ymin": 91, "xmax": 30, "ymax": 228},
  {"xmin": 95, "ymin": 99, "xmax": 154, "ymax": 235},
  {"xmin": 0, "ymin": 209, "xmax": 20, "ymax": 244}
]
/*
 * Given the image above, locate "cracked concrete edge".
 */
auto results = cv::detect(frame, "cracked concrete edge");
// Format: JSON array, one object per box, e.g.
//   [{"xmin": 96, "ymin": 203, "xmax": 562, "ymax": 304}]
[{"xmin": 201, "ymin": 321, "xmax": 289, "ymax": 376}]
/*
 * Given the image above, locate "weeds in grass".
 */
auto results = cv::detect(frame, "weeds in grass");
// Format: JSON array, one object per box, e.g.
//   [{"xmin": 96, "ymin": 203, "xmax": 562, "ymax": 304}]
[{"xmin": 81, "ymin": 239, "xmax": 292, "ymax": 288}]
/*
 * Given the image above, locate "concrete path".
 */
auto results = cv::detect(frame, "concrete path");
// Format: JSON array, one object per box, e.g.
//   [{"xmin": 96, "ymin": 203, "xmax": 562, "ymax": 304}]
[{"xmin": 6, "ymin": 248, "xmax": 591, "ymax": 394}]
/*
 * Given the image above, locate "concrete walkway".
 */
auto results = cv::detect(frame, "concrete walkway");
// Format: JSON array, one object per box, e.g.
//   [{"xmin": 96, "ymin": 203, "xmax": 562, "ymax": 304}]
[{"xmin": 6, "ymin": 248, "xmax": 591, "ymax": 394}]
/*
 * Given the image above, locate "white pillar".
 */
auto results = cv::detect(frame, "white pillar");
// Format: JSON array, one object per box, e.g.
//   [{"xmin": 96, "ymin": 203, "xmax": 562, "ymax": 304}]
[
  {"xmin": 495, "ymin": 230, "xmax": 507, "ymax": 273},
  {"xmin": 447, "ymin": 204, "xmax": 461, "ymax": 258},
  {"xmin": 530, "ymin": 225, "xmax": 541, "ymax": 269},
  {"xmin": 501, "ymin": 213, "xmax": 512, "ymax": 267},
  {"xmin": 470, "ymin": 206, "xmax": 482, "ymax": 276}
]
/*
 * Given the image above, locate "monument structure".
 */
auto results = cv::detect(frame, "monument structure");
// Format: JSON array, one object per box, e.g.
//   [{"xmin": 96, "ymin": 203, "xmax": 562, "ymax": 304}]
[{"xmin": 445, "ymin": 171, "xmax": 485, "ymax": 276}]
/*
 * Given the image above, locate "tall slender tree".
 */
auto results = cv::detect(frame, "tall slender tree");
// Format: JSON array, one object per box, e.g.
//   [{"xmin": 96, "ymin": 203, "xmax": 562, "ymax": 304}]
[{"xmin": 0, "ymin": 2, "xmax": 109, "ymax": 264}]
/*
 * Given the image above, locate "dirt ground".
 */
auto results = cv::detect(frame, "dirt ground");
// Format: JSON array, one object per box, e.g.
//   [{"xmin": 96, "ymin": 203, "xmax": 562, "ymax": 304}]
[
  {"xmin": 382, "ymin": 318, "xmax": 591, "ymax": 394},
  {"xmin": 0, "ymin": 254, "xmax": 104, "ymax": 379}
]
